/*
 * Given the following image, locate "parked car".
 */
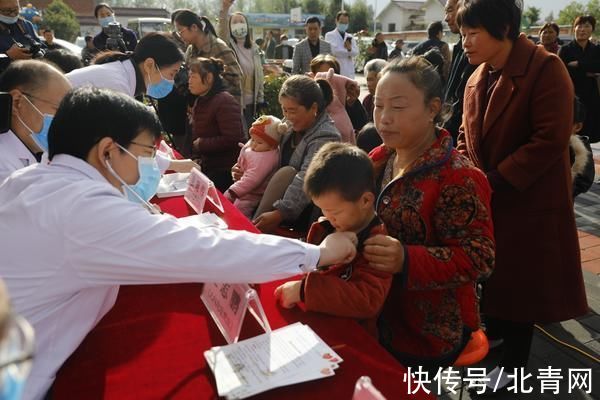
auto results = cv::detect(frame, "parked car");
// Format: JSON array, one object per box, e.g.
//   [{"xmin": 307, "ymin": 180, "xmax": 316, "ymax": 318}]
[
  {"xmin": 127, "ymin": 18, "xmax": 171, "ymax": 39},
  {"xmin": 40, "ymin": 38, "xmax": 82, "ymax": 56}
]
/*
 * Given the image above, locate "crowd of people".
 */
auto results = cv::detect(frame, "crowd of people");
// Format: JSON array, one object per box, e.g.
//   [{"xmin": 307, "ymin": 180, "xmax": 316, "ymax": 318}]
[{"xmin": 0, "ymin": 0, "xmax": 597, "ymax": 398}]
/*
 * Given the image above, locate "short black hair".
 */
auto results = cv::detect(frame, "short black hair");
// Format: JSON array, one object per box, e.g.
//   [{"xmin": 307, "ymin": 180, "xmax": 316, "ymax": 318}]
[
  {"xmin": 574, "ymin": 15, "xmax": 596, "ymax": 31},
  {"xmin": 457, "ymin": 0, "xmax": 522, "ymax": 42},
  {"xmin": 49, "ymin": 87, "xmax": 162, "ymax": 161},
  {"xmin": 84, "ymin": 35, "xmax": 93, "ymax": 42},
  {"xmin": 304, "ymin": 142, "xmax": 375, "ymax": 202},
  {"xmin": 336, "ymin": 11, "xmax": 349, "ymax": 21},
  {"xmin": 306, "ymin": 16, "xmax": 321, "ymax": 26},
  {"xmin": 94, "ymin": 3, "xmax": 114, "ymax": 18},
  {"xmin": 0, "ymin": 60, "xmax": 63, "ymax": 93},
  {"xmin": 131, "ymin": 32, "xmax": 184, "ymax": 66},
  {"xmin": 43, "ymin": 49, "xmax": 83, "ymax": 73},
  {"xmin": 427, "ymin": 21, "xmax": 444, "ymax": 38},
  {"xmin": 356, "ymin": 122, "xmax": 382, "ymax": 154}
]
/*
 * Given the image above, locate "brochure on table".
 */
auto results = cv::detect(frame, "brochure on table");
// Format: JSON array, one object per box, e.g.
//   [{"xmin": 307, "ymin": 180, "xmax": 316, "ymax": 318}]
[{"xmin": 204, "ymin": 322, "xmax": 344, "ymax": 399}]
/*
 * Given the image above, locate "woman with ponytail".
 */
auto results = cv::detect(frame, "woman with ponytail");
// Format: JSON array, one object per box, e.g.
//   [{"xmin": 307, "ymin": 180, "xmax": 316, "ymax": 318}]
[{"xmin": 173, "ymin": 9, "xmax": 243, "ymax": 109}]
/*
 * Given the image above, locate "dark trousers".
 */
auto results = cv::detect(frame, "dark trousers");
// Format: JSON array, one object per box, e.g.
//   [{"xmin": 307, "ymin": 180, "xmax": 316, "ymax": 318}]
[{"xmin": 485, "ymin": 317, "xmax": 534, "ymax": 369}]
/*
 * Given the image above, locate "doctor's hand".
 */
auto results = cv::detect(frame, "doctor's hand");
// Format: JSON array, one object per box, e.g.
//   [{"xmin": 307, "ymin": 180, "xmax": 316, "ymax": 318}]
[
  {"xmin": 274, "ymin": 280, "xmax": 302, "ymax": 309},
  {"xmin": 253, "ymin": 210, "xmax": 283, "ymax": 233},
  {"xmin": 318, "ymin": 232, "xmax": 357, "ymax": 267},
  {"xmin": 363, "ymin": 234, "xmax": 405, "ymax": 274}
]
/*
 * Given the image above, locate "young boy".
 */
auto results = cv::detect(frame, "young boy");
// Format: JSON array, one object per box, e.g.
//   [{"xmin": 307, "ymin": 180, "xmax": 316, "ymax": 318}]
[{"xmin": 274, "ymin": 143, "xmax": 392, "ymax": 337}]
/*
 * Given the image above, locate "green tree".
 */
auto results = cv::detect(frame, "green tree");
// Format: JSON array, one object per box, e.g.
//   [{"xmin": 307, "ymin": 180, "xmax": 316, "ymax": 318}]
[
  {"xmin": 545, "ymin": 11, "xmax": 555, "ymax": 22},
  {"xmin": 349, "ymin": 0, "xmax": 369, "ymax": 33},
  {"xmin": 557, "ymin": 1, "xmax": 587, "ymax": 25},
  {"xmin": 522, "ymin": 5, "xmax": 541, "ymax": 27},
  {"xmin": 42, "ymin": 0, "xmax": 80, "ymax": 41},
  {"xmin": 587, "ymin": 0, "xmax": 600, "ymax": 20},
  {"xmin": 303, "ymin": 0, "xmax": 321, "ymax": 14}
]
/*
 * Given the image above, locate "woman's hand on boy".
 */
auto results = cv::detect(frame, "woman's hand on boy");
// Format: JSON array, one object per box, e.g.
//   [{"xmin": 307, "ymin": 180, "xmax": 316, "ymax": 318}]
[
  {"xmin": 363, "ymin": 234, "xmax": 405, "ymax": 274},
  {"xmin": 274, "ymin": 280, "xmax": 302, "ymax": 309}
]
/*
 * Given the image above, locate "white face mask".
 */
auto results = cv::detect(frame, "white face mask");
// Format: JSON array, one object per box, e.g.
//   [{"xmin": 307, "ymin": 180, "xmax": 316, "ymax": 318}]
[{"xmin": 231, "ymin": 22, "xmax": 248, "ymax": 39}]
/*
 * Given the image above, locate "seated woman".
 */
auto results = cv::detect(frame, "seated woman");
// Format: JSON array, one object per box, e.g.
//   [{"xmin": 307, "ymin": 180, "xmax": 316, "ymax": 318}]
[
  {"xmin": 241, "ymin": 75, "xmax": 341, "ymax": 233},
  {"xmin": 310, "ymin": 54, "xmax": 357, "ymax": 143},
  {"xmin": 188, "ymin": 57, "xmax": 244, "ymax": 191},
  {"xmin": 363, "ymin": 57, "xmax": 495, "ymax": 372}
]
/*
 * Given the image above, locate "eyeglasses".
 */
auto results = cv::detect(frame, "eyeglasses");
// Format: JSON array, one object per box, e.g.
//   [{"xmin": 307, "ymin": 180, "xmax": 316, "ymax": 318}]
[
  {"xmin": 0, "ymin": 7, "xmax": 19, "ymax": 17},
  {"xmin": 174, "ymin": 27, "xmax": 187, "ymax": 38},
  {"xmin": 129, "ymin": 141, "xmax": 158, "ymax": 157},
  {"xmin": 21, "ymin": 92, "xmax": 61, "ymax": 110}
]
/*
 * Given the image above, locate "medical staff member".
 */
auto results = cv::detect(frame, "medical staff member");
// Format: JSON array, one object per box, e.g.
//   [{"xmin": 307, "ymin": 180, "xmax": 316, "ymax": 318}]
[
  {"xmin": 324, "ymin": 10, "xmax": 359, "ymax": 79},
  {"xmin": 0, "ymin": 87, "xmax": 357, "ymax": 400},
  {"xmin": 0, "ymin": 60, "xmax": 71, "ymax": 182},
  {"xmin": 67, "ymin": 32, "xmax": 195, "ymax": 174}
]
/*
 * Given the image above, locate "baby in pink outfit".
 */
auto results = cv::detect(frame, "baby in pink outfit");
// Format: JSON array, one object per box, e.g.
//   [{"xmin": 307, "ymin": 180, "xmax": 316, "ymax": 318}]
[
  {"xmin": 314, "ymin": 68, "xmax": 357, "ymax": 144},
  {"xmin": 224, "ymin": 115, "xmax": 287, "ymax": 218}
]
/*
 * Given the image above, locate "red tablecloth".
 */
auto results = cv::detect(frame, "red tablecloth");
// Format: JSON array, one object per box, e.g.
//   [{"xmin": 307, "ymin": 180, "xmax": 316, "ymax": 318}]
[{"xmin": 52, "ymin": 193, "xmax": 434, "ymax": 400}]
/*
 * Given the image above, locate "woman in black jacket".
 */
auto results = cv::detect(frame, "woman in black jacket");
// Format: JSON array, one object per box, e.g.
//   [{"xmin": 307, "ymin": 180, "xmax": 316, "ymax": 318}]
[{"xmin": 559, "ymin": 15, "xmax": 600, "ymax": 143}]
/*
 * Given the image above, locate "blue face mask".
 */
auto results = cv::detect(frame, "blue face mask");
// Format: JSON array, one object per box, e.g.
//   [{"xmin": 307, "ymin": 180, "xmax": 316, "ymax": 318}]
[
  {"xmin": 99, "ymin": 15, "xmax": 116, "ymax": 28},
  {"xmin": 146, "ymin": 65, "xmax": 174, "ymax": 99},
  {"xmin": 1, "ymin": 367, "xmax": 26, "ymax": 400},
  {"xmin": 0, "ymin": 14, "xmax": 18, "ymax": 24},
  {"xmin": 337, "ymin": 23, "xmax": 349, "ymax": 33},
  {"xmin": 15, "ymin": 96, "xmax": 54, "ymax": 153},
  {"xmin": 107, "ymin": 144, "xmax": 161, "ymax": 204}
]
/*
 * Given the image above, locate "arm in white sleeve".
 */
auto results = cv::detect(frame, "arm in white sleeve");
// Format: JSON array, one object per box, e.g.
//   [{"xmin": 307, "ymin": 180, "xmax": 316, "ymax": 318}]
[{"xmin": 65, "ymin": 184, "xmax": 320, "ymax": 286}]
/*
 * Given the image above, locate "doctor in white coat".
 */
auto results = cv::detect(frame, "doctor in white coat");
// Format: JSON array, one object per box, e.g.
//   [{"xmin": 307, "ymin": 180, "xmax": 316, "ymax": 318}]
[
  {"xmin": 324, "ymin": 11, "xmax": 359, "ymax": 79},
  {"xmin": 0, "ymin": 87, "xmax": 357, "ymax": 400},
  {"xmin": 0, "ymin": 61, "xmax": 71, "ymax": 182},
  {"xmin": 66, "ymin": 31, "xmax": 197, "ymax": 174}
]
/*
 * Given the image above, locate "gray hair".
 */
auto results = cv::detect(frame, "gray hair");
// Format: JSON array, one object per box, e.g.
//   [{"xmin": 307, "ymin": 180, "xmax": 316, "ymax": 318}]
[{"xmin": 364, "ymin": 58, "xmax": 388, "ymax": 75}]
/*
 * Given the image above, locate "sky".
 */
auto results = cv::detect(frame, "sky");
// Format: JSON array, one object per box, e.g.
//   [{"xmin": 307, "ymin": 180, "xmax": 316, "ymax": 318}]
[{"xmin": 361, "ymin": 0, "xmax": 576, "ymax": 19}]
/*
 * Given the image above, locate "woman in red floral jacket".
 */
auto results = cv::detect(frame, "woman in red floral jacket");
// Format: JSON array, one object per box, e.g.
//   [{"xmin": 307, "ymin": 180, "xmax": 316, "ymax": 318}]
[{"xmin": 364, "ymin": 57, "xmax": 495, "ymax": 372}]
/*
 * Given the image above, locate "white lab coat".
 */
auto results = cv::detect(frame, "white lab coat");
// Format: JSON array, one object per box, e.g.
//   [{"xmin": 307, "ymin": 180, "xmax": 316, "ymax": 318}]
[
  {"xmin": 0, "ymin": 155, "xmax": 320, "ymax": 400},
  {"xmin": 324, "ymin": 29, "xmax": 359, "ymax": 79},
  {"xmin": 66, "ymin": 60, "xmax": 174, "ymax": 173},
  {"xmin": 0, "ymin": 130, "xmax": 38, "ymax": 183},
  {"xmin": 66, "ymin": 59, "xmax": 137, "ymax": 96}
]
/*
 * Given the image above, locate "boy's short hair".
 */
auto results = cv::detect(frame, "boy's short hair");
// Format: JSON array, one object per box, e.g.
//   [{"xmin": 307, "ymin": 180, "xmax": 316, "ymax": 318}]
[{"xmin": 304, "ymin": 142, "xmax": 375, "ymax": 202}]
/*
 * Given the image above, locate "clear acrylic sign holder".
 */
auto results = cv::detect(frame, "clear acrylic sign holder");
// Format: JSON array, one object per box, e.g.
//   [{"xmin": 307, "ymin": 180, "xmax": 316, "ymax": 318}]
[{"xmin": 201, "ymin": 283, "xmax": 271, "ymax": 344}]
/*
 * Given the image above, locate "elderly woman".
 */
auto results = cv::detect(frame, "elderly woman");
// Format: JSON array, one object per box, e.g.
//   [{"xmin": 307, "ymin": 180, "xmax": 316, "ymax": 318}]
[
  {"xmin": 559, "ymin": 15, "xmax": 600, "ymax": 143},
  {"xmin": 458, "ymin": 0, "xmax": 588, "ymax": 393},
  {"xmin": 219, "ymin": 0, "xmax": 264, "ymax": 131},
  {"xmin": 240, "ymin": 75, "xmax": 341, "ymax": 233},
  {"xmin": 362, "ymin": 58, "xmax": 388, "ymax": 121},
  {"xmin": 188, "ymin": 57, "xmax": 244, "ymax": 191},
  {"xmin": 173, "ymin": 9, "xmax": 243, "ymax": 108},
  {"xmin": 362, "ymin": 56, "xmax": 495, "ymax": 372}
]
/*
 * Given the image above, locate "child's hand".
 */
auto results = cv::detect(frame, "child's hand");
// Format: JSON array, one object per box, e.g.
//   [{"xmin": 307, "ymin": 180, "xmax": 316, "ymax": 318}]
[{"xmin": 274, "ymin": 280, "xmax": 302, "ymax": 308}]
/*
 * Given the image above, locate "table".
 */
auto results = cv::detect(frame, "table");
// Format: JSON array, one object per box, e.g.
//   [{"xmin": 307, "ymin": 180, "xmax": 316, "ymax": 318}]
[{"xmin": 52, "ymin": 193, "xmax": 433, "ymax": 399}]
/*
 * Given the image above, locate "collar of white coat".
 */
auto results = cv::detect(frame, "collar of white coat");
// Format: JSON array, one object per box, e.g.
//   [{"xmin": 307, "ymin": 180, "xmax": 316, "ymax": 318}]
[
  {"xmin": 1, "ymin": 130, "xmax": 38, "ymax": 163},
  {"xmin": 48, "ymin": 154, "xmax": 115, "ymax": 186}
]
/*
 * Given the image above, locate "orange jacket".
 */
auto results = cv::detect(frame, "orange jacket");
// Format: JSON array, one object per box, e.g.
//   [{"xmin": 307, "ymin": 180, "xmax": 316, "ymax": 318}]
[{"xmin": 302, "ymin": 217, "xmax": 393, "ymax": 337}]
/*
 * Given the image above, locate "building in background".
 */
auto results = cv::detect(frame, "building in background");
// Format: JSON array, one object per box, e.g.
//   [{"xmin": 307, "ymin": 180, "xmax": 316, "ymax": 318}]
[{"xmin": 377, "ymin": 0, "xmax": 444, "ymax": 32}]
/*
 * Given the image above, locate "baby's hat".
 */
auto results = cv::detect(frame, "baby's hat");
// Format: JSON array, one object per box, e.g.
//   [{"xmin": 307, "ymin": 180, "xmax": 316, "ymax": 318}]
[{"xmin": 249, "ymin": 115, "xmax": 288, "ymax": 147}]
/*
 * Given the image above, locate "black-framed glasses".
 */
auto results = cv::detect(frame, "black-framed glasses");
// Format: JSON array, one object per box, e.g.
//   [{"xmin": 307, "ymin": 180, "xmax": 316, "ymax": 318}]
[
  {"xmin": 129, "ymin": 141, "xmax": 158, "ymax": 157},
  {"xmin": 21, "ymin": 92, "xmax": 61, "ymax": 110},
  {"xmin": 173, "ymin": 27, "xmax": 187, "ymax": 38}
]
